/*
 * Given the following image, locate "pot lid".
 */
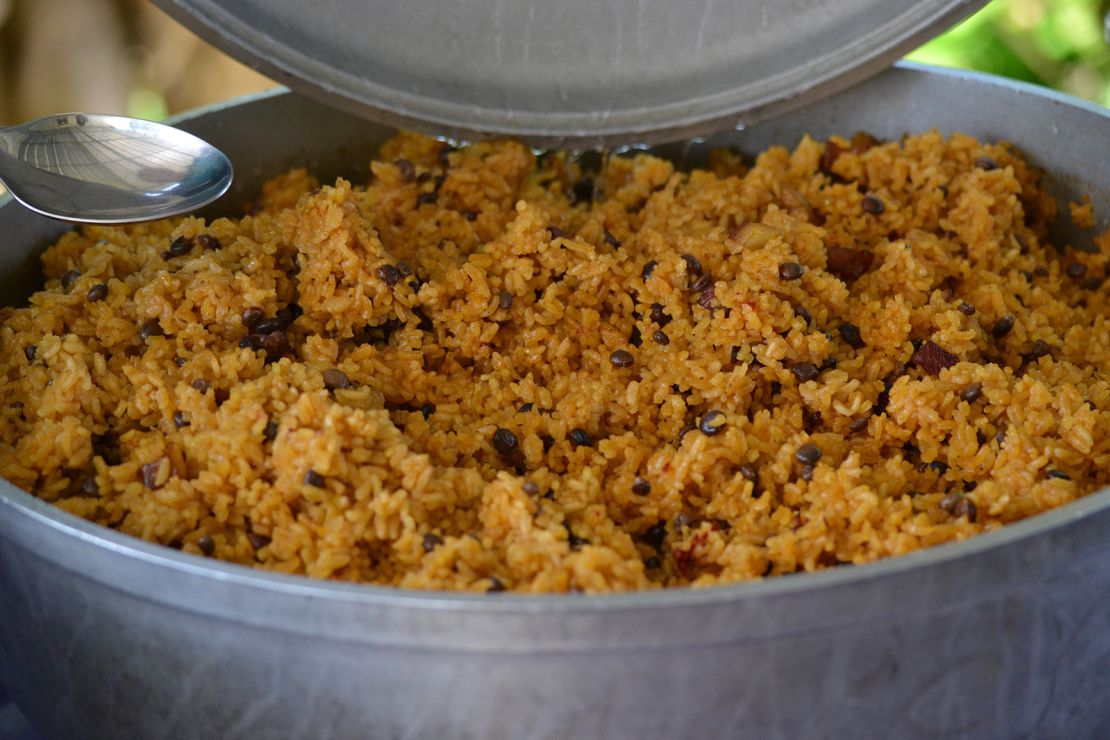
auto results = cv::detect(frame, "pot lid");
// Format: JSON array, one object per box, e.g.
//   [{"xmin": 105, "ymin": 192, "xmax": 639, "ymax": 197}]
[{"xmin": 153, "ymin": 0, "xmax": 986, "ymax": 147}]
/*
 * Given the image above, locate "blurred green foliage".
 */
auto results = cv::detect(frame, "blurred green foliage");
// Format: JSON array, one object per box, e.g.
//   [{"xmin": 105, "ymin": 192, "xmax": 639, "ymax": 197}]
[{"xmin": 909, "ymin": 0, "xmax": 1110, "ymax": 106}]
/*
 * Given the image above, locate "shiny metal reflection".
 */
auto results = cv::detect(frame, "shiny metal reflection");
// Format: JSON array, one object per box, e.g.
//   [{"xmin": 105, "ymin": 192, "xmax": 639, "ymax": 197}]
[{"xmin": 0, "ymin": 113, "xmax": 233, "ymax": 223}]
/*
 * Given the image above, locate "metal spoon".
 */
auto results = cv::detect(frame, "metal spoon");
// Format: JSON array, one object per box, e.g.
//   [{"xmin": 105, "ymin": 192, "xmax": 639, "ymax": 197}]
[{"xmin": 0, "ymin": 112, "xmax": 233, "ymax": 223}]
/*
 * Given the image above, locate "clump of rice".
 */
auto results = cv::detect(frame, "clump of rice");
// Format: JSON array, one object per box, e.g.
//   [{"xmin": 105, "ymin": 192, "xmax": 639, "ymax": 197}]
[{"xmin": 2, "ymin": 130, "xmax": 1108, "ymax": 593}]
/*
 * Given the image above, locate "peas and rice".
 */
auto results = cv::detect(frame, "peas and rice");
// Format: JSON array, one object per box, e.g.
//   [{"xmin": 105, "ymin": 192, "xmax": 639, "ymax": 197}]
[{"xmin": 1, "ymin": 129, "xmax": 1107, "ymax": 593}]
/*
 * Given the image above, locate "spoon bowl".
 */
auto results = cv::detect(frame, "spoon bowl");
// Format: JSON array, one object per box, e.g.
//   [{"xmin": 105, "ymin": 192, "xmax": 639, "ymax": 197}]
[{"xmin": 0, "ymin": 113, "xmax": 233, "ymax": 223}]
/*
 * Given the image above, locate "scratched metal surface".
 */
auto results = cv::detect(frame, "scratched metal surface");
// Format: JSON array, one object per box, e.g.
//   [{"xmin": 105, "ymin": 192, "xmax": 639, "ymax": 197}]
[
  {"xmin": 150, "ymin": 0, "xmax": 986, "ymax": 147},
  {"xmin": 2, "ymin": 67, "xmax": 1110, "ymax": 738}
]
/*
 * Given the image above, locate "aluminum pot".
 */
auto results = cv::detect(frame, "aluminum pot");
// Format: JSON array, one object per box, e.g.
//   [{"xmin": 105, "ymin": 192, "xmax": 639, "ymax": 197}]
[{"xmin": 2, "ymin": 63, "xmax": 1110, "ymax": 740}]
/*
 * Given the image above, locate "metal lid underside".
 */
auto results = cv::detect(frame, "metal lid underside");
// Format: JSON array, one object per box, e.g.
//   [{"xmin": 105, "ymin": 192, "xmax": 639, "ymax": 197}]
[{"xmin": 152, "ymin": 0, "xmax": 987, "ymax": 148}]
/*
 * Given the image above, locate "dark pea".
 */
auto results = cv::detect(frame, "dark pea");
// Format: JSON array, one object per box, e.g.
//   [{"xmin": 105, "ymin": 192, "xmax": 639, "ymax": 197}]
[
  {"xmin": 641, "ymin": 261, "xmax": 658, "ymax": 281},
  {"xmin": 674, "ymin": 422, "xmax": 697, "ymax": 447},
  {"xmin": 239, "ymin": 336, "xmax": 254, "ymax": 349},
  {"xmin": 487, "ymin": 578, "xmax": 507, "ymax": 593},
  {"xmin": 254, "ymin": 330, "xmax": 291, "ymax": 359},
  {"xmin": 461, "ymin": 209, "xmax": 478, "ymax": 221},
  {"xmin": 861, "ymin": 195, "xmax": 885, "ymax": 214},
  {"xmin": 263, "ymin": 419, "xmax": 279, "ymax": 442},
  {"xmin": 692, "ymin": 287, "xmax": 715, "ymax": 317},
  {"xmin": 794, "ymin": 305, "xmax": 812, "ymax": 325},
  {"xmin": 523, "ymin": 481, "xmax": 539, "ymax": 495},
  {"xmin": 566, "ymin": 525, "xmax": 590, "ymax": 551},
  {"xmin": 197, "ymin": 234, "xmax": 220, "ymax": 250},
  {"xmin": 690, "ymin": 273, "xmax": 713, "ymax": 293},
  {"xmin": 81, "ymin": 477, "xmax": 99, "ymax": 497},
  {"xmin": 173, "ymin": 410, "xmax": 189, "ymax": 429},
  {"xmin": 643, "ymin": 521, "xmax": 668, "ymax": 551},
  {"xmin": 394, "ymin": 159, "xmax": 416, "ymax": 182},
  {"xmin": 644, "ymin": 556, "xmax": 661, "ymax": 569},
  {"xmin": 795, "ymin": 443, "xmax": 822, "ymax": 465},
  {"xmin": 197, "ymin": 535, "xmax": 215, "ymax": 556},
  {"xmin": 957, "ymin": 302, "xmax": 976, "ymax": 316},
  {"xmin": 412, "ymin": 307, "xmax": 434, "ymax": 332},
  {"xmin": 1028, "ymin": 339, "xmax": 1052, "ymax": 360},
  {"xmin": 167, "ymin": 235, "xmax": 193, "ymax": 257},
  {"xmin": 604, "ymin": 229, "xmax": 621, "ymax": 248},
  {"xmin": 800, "ymin": 464, "xmax": 815, "ymax": 482},
  {"xmin": 699, "ymin": 410, "xmax": 726, "ymax": 436},
  {"xmin": 492, "ymin": 427, "xmax": 519, "ymax": 456},
  {"xmin": 422, "ymin": 533, "xmax": 444, "ymax": 552},
  {"xmin": 573, "ymin": 178, "xmax": 594, "ymax": 203},
  {"xmin": 518, "ymin": 402, "xmax": 534, "ymax": 413},
  {"xmin": 394, "ymin": 261, "xmax": 413, "ymax": 279},
  {"xmin": 247, "ymin": 531, "xmax": 271, "ymax": 550},
  {"xmin": 304, "ymin": 469, "xmax": 326, "ymax": 488},
  {"xmin": 416, "ymin": 192, "xmax": 437, "ymax": 206},
  {"xmin": 652, "ymin": 330, "xmax": 670, "ymax": 345},
  {"xmin": 421, "ymin": 403, "xmax": 435, "ymax": 419},
  {"xmin": 92, "ymin": 433, "xmax": 122, "ymax": 465},
  {"xmin": 778, "ymin": 262, "xmax": 804, "ymax": 281},
  {"xmin": 839, "ymin": 323, "xmax": 865, "ymax": 349},
  {"xmin": 610, "ymin": 349, "xmax": 634, "ymax": 368},
  {"xmin": 87, "ymin": 283, "xmax": 108, "ymax": 302},
  {"xmin": 954, "ymin": 497, "xmax": 977, "ymax": 522},
  {"xmin": 174, "ymin": 356, "xmax": 187, "ymax": 368},
  {"xmin": 569, "ymin": 428, "xmax": 593, "ymax": 448},
  {"xmin": 214, "ymin": 388, "xmax": 229, "ymax": 406},
  {"xmin": 139, "ymin": 319, "xmax": 164, "ymax": 341},
  {"xmin": 650, "ymin": 303, "xmax": 671, "ymax": 326},
  {"xmin": 241, "ymin": 307, "xmax": 264, "ymax": 329},
  {"xmin": 929, "ymin": 461, "xmax": 949, "ymax": 475},
  {"xmin": 681, "ymin": 253, "xmax": 703, "ymax": 276},
  {"xmin": 632, "ymin": 476, "xmax": 651, "ymax": 495},
  {"xmin": 60, "ymin": 269, "xmax": 81, "ymax": 290},
  {"xmin": 191, "ymin": 379, "xmax": 210, "ymax": 393},
  {"xmin": 974, "ymin": 156, "xmax": 999, "ymax": 171},
  {"xmin": 23, "ymin": 345, "xmax": 36, "ymax": 362},
  {"xmin": 991, "ymin": 315, "xmax": 1015, "ymax": 339},
  {"xmin": 1066, "ymin": 262, "xmax": 1088, "ymax": 279},
  {"xmin": 1084, "ymin": 276, "xmax": 1104, "ymax": 290},
  {"xmin": 547, "ymin": 225, "xmax": 566, "ymax": 240},
  {"xmin": 791, "ymin": 362, "xmax": 820, "ymax": 382},
  {"xmin": 322, "ymin": 368, "xmax": 351, "ymax": 390},
  {"xmin": 140, "ymin": 459, "xmax": 164, "ymax": 489},
  {"xmin": 629, "ymin": 326, "xmax": 643, "ymax": 348},
  {"xmin": 498, "ymin": 291, "xmax": 514, "ymax": 309},
  {"xmin": 849, "ymin": 417, "xmax": 869, "ymax": 433},
  {"xmin": 959, "ymin": 383, "xmax": 983, "ymax": 403},
  {"xmin": 253, "ymin": 317, "xmax": 286, "ymax": 335},
  {"xmin": 376, "ymin": 264, "xmax": 402, "ymax": 286},
  {"xmin": 1047, "ymin": 469, "xmax": 1071, "ymax": 480}
]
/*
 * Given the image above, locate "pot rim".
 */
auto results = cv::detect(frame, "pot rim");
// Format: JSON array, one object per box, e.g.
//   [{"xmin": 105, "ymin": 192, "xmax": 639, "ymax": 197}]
[{"xmin": 2, "ymin": 61, "xmax": 1109, "ymax": 615}]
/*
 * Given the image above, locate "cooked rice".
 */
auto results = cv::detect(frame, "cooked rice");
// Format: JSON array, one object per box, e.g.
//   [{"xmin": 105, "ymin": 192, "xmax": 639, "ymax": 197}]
[{"xmin": 2, "ymin": 130, "xmax": 1108, "ymax": 593}]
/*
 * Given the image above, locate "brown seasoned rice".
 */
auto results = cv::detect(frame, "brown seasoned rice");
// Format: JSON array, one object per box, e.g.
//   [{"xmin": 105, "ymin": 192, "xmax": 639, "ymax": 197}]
[{"xmin": 2, "ymin": 130, "xmax": 1108, "ymax": 593}]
